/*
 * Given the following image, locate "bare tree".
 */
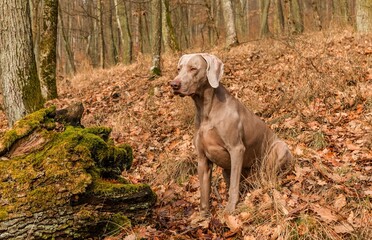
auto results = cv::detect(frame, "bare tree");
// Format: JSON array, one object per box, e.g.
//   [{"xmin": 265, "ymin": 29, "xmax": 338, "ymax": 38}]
[
  {"xmin": 39, "ymin": 0, "xmax": 59, "ymax": 100},
  {"xmin": 260, "ymin": 0, "xmax": 271, "ymax": 38},
  {"xmin": 274, "ymin": 0, "xmax": 285, "ymax": 34},
  {"xmin": 311, "ymin": 0, "xmax": 322, "ymax": 30},
  {"xmin": 109, "ymin": 0, "xmax": 118, "ymax": 65},
  {"xmin": 114, "ymin": 0, "xmax": 125, "ymax": 62},
  {"xmin": 221, "ymin": 0, "xmax": 238, "ymax": 47},
  {"xmin": 58, "ymin": 1, "xmax": 76, "ymax": 74},
  {"xmin": 289, "ymin": 0, "xmax": 304, "ymax": 34},
  {"xmin": 163, "ymin": 0, "xmax": 179, "ymax": 52},
  {"xmin": 0, "ymin": 0, "xmax": 44, "ymax": 126},
  {"xmin": 98, "ymin": 0, "xmax": 106, "ymax": 68},
  {"xmin": 151, "ymin": 0, "xmax": 162, "ymax": 77},
  {"xmin": 333, "ymin": 0, "xmax": 350, "ymax": 26},
  {"xmin": 356, "ymin": 0, "xmax": 372, "ymax": 32}
]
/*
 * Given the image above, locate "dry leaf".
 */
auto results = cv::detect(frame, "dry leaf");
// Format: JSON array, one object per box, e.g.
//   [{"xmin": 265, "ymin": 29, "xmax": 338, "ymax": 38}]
[
  {"xmin": 123, "ymin": 234, "xmax": 136, "ymax": 240},
  {"xmin": 244, "ymin": 235, "xmax": 256, "ymax": 240},
  {"xmin": 189, "ymin": 212, "xmax": 210, "ymax": 229},
  {"xmin": 333, "ymin": 222, "xmax": 354, "ymax": 233},
  {"xmin": 334, "ymin": 194, "xmax": 347, "ymax": 210},
  {"xmin": 311, "ymin": 204, "xmax": 339, "ymax": 222},
  {"xmin": 364, "ymin": 190, "xmax": 372, "ymax": 197},
  {"xmin": 239, "ymin": 211, "xmax": 251, "ymax": 221},
  {"xmin": 272, "ymin": 189, "xmax": 289, "ymax": 215},
  {"xmin": 224, "ymin": 214, "xmax": 242, "ymax": 232}
]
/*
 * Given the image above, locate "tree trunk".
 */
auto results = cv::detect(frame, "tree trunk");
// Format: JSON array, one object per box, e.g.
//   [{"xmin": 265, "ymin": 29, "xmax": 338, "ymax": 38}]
[
  {"xmin": 98, "ymin": 0, "xmax": 106, "ymax": 68},
  {"xmin": 142, "ymin": 4, "xmax": 151, "ymax": 54},
  {"xmin": 289, "ymin": 0, "xmax": 304, "ymax": 34},
  {"xmin": 235, "ymin": 0, "xmax": 246, "ymax": 40},
  {"xmin": 333, "ymin": 0, "xmax": 350, "ymax": 26},
  {"xmin": 356, "ymin": 0, "xmax": 372, "ymax": 32},
  {"xmin": 260, "ymin": 0, "xmax": 271, "ymax": 38},
  {"xmin": 207, "ymin": 0, "xmax": 221, "ymax": 46},
  {"xmin": 221, "ymin": 0, "xmax": 238, "ymax": 47},
  {"xmin": 0, "ymin": 106, "xmax": 156, "ymax": 239},
  {"xmin": 0, "ymin": 0, "xmax": 44, "ymax": 127},
  {"xmin": 58, "ymin": 3, "xmax": 76, "ymax": 74},
  {"xmin": 180, "ymin": 5, "xmax": 190, "ymax": 49},
  {"xmin": 39, "ymin": 0, "xmax": 59, "ymax": 100},
  {"xmin": 109, "ymin": 0, "xmax": 119, "ymax": 65},
  {"xmin": 151, "ymin": 0, "xmax": 162, "ymax": 77},
  {"xmin": 30, "ymin": 0, "xmax": 41, "ymax": 71},
  {"xmin": 114, "ymin": 0, "xmax": 125, "ymax": 62},
  {"xmin": 163, "ymin": 0, "xmax": 180, "ymax": 52},
  {"xmin": 311, "ymin": 0, "xmax": 322, "ymax": 30},
  {"xmin": 274, "ymin": 0, "xmax": 285, "ymax": 34},
  {"xmin": 124, "ymin": 0, "xmax": 134, "ymax": 63}
]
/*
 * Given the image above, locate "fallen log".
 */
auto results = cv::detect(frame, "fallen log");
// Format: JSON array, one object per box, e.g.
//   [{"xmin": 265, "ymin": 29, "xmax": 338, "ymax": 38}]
[{"xmin": 0, "ymin": 105, "xmax": 156, "ymax": 239}]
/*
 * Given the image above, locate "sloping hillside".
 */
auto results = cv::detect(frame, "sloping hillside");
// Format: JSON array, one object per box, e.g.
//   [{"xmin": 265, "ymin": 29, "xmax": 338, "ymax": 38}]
[{"xmin": 3, "ymin": 30, "xmax": 371, "ymax": 239}]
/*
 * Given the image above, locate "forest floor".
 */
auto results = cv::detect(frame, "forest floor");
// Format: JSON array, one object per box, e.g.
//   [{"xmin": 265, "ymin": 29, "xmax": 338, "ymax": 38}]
[{"xmin": 1, "ymin": 30, "xmax": 372, "ymax": 239}]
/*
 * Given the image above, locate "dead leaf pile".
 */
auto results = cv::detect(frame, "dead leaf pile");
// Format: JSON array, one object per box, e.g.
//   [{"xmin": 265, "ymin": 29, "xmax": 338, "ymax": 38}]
[{"xmin": 1, "ymin": 30, "xmax": 370, "ymax": 239}]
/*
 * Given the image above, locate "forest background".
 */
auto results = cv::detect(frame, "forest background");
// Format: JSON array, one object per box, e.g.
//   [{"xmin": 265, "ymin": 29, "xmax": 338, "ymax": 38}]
[{"xmin": 0, "ymin": 0, "xmax": 371, "ymax": 239}]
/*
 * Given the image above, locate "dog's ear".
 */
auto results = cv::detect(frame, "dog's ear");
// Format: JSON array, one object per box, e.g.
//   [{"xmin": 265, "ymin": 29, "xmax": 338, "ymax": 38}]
[{"xmin": 201, "ymin": 54, "xmax": 224, "ymax": 88}]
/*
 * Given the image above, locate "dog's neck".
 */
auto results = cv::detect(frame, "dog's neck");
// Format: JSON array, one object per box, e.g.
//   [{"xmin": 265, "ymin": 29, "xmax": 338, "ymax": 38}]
[{"xmin": 192, "ymin": 84, "xmax": 228, "ymax": 128}]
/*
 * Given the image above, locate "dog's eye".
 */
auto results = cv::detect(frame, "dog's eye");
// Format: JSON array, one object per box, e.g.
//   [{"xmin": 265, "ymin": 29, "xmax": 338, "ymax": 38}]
[{"xmin": 190, "ymin": 67, "xmax": 197, "ymax": 71}]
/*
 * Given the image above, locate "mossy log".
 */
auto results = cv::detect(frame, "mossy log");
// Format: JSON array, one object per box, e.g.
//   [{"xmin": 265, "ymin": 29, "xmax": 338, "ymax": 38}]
[{"xmin": 0, "ymin": 106, "xmax": 156, "ymax": 239}]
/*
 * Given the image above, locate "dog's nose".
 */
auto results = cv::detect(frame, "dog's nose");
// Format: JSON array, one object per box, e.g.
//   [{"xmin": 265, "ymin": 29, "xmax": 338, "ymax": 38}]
[{"xmin": 170, "ymin": 79, "xmax": 181, "ymax": 90}]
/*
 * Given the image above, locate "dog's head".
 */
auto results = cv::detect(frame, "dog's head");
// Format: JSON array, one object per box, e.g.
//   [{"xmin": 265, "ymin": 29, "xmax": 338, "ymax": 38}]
[{"xmin": 170, "ymin": 53, "xmax": 224, "ymax": 97}]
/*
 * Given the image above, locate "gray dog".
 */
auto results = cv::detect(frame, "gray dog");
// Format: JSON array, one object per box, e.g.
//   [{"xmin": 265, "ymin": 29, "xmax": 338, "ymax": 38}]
[{"xmin": 170, "ymin": 53, "xmax": 293, "ymax": 215}]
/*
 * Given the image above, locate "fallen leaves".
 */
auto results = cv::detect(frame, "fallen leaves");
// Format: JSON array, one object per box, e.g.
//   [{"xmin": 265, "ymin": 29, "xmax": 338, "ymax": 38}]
[
  {"xmin": 334, "ymin": 194, "xmax": 347, "ymax": 211},
  {"xmin": 224, "ymin": 214, "xmax": 242, "ymax": 232},
  {"xmin": 311, "ymin": 204, "xmax": 339, "ymax": 223},
  {"xmin": 44, "ymin": 30, "xmax": 372, "ymax": 239}
]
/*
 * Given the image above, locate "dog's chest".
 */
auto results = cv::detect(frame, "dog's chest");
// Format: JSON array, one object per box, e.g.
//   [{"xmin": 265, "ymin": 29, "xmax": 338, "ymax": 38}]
[{"xmin": 195, "ymin": 125, "xmax": 231, "ymax": 169}]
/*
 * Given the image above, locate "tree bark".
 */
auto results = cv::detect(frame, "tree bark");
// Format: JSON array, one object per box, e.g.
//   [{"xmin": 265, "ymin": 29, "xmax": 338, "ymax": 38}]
[
  {"xmin": 311, "ymin": 0, "xmax": 322, "ymax": 30},
  {"xmin": 356, "ymin": 0, "xmax": 372, "ymax": 32},
  {"xmin": 124, "ymin": 0, "xmax": 134, "ymax": 63},
  {"xmin": 333, "ymin": 0, "xmax": 350, "ymax": 26},
  {"xmin": 0, "ymin": 106, "xmax": 156, "ymax": 239},
  {"xmin": 260, "ymin": 0, "xmax": 271, "ymax": 38},
  {"xmin": 0, "ymin": 0, "xmax": 44, "ymax": 127},
  {"xmin": 151, "ymin": 0, "xmax": 162, "ymax": 77},
  {"xmin": 109, "ymin": 0, "xmax": 119, "ymax": 65},
  {"xmin": 114, "ymin": 0, "xmax": 125, "ymax": 62},
  {"xmin": 98, "ymin": 0, "xmax": 106, "ymax": 68},
  {"xmin": 289, "ymin": 0, "xmax": 304, "ymax": 34},
  {"xmin": 58, "ymin": 1, "xmax": 76, "ymax": 74},
  {"xmin": 221, "ymin": 0, "xmax": 238, "ymax": 47},
  {"xmin": 39, "ymin": 0, "xmax": 59, "ymax": 100},
  {"xmin": 163, "ymin": 0, "xmax": 179, "ymax": 52},
  {"xmin": 274, "ymin": 0, "xmax": 285, "ymax": 34},
  {"xmin": 30, "ymin": 0, "xmax": 41, "ymax": 70}
]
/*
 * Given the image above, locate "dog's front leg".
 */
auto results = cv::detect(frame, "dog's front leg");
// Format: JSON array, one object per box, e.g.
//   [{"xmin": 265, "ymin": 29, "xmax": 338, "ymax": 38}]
[
  {"xmin": 226, "ymin": 145, "xmax": 245, "ymax": 213},
  {"xmin": 198, "ymin": 156, "xmax": 212, "ymax": 216}
]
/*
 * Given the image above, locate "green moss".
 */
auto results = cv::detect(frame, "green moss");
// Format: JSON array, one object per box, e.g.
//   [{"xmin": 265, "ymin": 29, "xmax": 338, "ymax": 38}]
[
  {"xmin": 91, "ymin": 178, "xmax": 150, "ymax": 197},
  {"xmin": 0, "ymin": 106, "xmax": 55, "ymax": 155},
  {"xmin": 0, "ymin": 108, "xmax": 152, "ymax": 238},
  {"xmin": 0, "ymin": 208, "xmax": 8, "ymax": 220},
  {"xmin": 150, "ymin": 66, "xmax": 161, "ymax": 77},
  {"xmin": 82, "ymin": 127, "xmax": 112, "ymax": 141},
  {"xmin": 17, "ymin": 63, "xmax": 45, "ymax": 115},
  {"xmin": 105, "ymin": 213, "xmax": 131, "ymax": 235},
  {"xmin": 0, "ymin": 123, "xmax": 133, "ymax": 216}
]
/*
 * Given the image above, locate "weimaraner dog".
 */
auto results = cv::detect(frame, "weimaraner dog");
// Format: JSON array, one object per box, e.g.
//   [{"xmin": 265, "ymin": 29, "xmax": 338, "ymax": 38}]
[{"xmin": 170, "ymin": 53, "xmax": 293, "ymax": 214}]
